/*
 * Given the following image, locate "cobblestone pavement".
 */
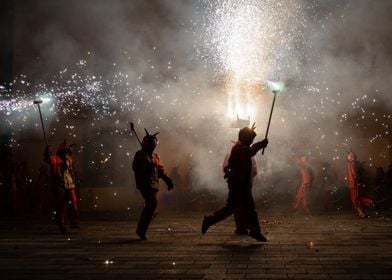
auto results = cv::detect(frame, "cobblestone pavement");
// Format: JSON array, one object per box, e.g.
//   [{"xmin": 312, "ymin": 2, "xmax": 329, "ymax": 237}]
[{"xmin": 0, "ymin": 211, "xmax": 392, "ymax": 279}]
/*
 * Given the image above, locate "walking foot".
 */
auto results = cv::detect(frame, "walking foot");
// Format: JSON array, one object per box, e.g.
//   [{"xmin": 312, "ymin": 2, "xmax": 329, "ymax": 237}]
[
  {"xmin": 136, "ymin": 229, "xmax": 146, "ymax": 240},
  {"xmin": 201, "ymin": 216, "xmax": 211, "ymax": 234},
  {"xmin": 249, "ymin": 231, "xmax": 267, "ymax": 242}
]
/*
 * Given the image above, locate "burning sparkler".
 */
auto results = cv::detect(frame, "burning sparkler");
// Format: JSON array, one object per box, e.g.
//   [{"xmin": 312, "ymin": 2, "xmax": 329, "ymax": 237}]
[
  {"xmin": 262, "ymin": 81, "xmax": 284, "ymax": 154},
  {"xmin": 33, "ymin": 99, "xmax": 48, "ymax": 146}
]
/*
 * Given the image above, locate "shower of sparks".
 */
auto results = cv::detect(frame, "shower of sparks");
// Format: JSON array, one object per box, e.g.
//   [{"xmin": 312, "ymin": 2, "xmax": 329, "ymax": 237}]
[
  {"xmin": 202, "ymin": 0, "xmax": 305, "ymax": 120},
  {"xmin": 0, "ymin": 1, "xmax": 391, "ymax": 192}
]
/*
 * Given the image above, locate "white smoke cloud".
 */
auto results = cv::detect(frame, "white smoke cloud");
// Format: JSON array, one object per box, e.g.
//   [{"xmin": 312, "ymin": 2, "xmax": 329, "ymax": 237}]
[{"xmin": 2, "ymin": 0, "xmax": 391, "ymax": 200}]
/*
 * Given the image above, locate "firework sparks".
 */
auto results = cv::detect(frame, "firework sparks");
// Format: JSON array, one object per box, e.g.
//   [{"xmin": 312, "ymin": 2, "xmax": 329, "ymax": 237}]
[{"xmin": 202, "ymin": 0, "xmax": 304, "ymax": 121}]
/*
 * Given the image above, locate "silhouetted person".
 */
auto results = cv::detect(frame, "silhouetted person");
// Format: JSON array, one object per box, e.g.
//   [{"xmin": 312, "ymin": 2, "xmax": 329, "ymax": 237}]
[
  {"xmin": 35, "ymin": 164, "xmax": 50, "ymax": 214},
  {"xmin": 15, "ymin": 161, "xmax": 33, "ymax": 214},
  {"xmin": 292, "ymin": 155, "xmax": 313, "ymax": 214},
  {"xmin": 222, "ymin": 151, "xmax": 258, "ymax": 235},
  {"xmin": 0, "ymin": 135, "xmax": 14, "ymax": 216},
  {"xmin": 385, "ymin": 164, "xmax": 392, "ymax": 209},
  {"xmin": 132, "ymin": 129, "xmax": 173, "ymax": 240},
  {"xmin": 202, "ymin": 127, "xmax": 268, "ymax": 242},
  {"xmin": 373, "ymin": 166, "xmax": 388, "ymax": 209},
  {"xmin": 387, "ymin": 164, "xmax": 392, "ymax": 180},
  {"xmin": 45, "ymin": 140, "xmax": 79, "ymax": 234}
]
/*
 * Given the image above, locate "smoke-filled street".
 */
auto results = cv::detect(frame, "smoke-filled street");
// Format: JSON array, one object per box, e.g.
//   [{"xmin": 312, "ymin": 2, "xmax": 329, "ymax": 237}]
[{"xmin": 1, "ymin": 0, "xmax": 392, "ymax": 279}]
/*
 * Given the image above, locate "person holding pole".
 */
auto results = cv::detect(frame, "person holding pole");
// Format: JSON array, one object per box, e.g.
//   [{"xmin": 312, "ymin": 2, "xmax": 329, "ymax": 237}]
[
  {"xmin": 202, "ymin": 126, "xmax": 268, "ymax": 242},
  {"xmin": 34, "ymin": 99, "xmax": 79, "ymax": 233},
  {"xmin": 44, "ymin": 141, "xmax": 79, "ymax": 234}
]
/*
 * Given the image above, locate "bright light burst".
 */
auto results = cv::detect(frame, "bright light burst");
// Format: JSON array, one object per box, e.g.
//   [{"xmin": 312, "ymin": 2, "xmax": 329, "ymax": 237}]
[{"xmin": 202, "ymin": 0, "xmax": 304, "ymax": 120}]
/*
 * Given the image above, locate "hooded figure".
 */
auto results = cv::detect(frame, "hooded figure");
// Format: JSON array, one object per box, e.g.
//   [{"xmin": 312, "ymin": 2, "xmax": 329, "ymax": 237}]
[
  {"xmin": 44, "ymin": 140, "xmax": 79, "ymax": 234},
  {"xmin": 202, "ymin": 126, "xmax": 269, "ymax": 242},
  {"xmin": 132, "ymin": 129, "xmax": 173, "ymax": 240}
]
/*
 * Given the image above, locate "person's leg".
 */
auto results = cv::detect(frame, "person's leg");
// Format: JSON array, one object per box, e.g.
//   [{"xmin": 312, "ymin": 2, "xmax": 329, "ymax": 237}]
[
  {"xmin": 294, "ymin": 184, "xmax": 305, "ymax": 210},
  {"xmin": 136, "ymin": 189, "xmax": 158, "ymax": 239},
  {"xmin": 303, "ymin": 183, "xmax": 309, "ymax": 213},
  {"xmin": 57, "ymin": 189, "xmax": 67, "ymax": 234},
  {"xmin": 234, "ymin": 206, "xmax": 248, "ymax": 234},
  {"xmin": 349, "ymin": 187, "xmax": 358, "ymax": 209},
  {"xmin": 69, "ymin": 189, "xmax": 79, "ymax": 228},
  {"xmin": 350, "ymin": 187, "xmax": 366, "ymax": 217},
  {"xmin": 243, "ymin": 189, "xmax": 266, "ymax": 242},
  {"xmin": 202, "ymin": 189, "xmax": 235, "ymax": 234}
]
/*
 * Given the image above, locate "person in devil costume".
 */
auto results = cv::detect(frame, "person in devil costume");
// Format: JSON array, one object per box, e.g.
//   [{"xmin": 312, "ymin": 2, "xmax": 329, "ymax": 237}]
[
  {"xmin": 132, "ymin": 129, "xmax": 174, "ymax": 240},
  {"xmin": 44, "ymin": 140, "xmax": 79, "ymax": 234},
  {"xmin": 202, "ymin": 126, "xmax": 268, "ymax": 242},
  {"xmin": 346, "ymin": 151, "xmax": 376, "ymax": 218},
  {"xmin": 292, "ymin": 155, "xmax": 313, "ymax": 214},
  {"xmin": 222, "ymin": 150, "xmax": 258, "ymax": 235}
]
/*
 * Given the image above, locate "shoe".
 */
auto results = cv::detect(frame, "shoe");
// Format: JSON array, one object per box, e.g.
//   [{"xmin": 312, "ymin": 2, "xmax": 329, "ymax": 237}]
[
  {"xmin": 357, "ymin": 208, "xmax": 367, "ymax": 218},
  {"xmin": 201, "ymin": 216, "xmax": 211, "ymax": 234},
  {"xmin": 136, "ymin": 229, "xmax": 146, "ymax": 240},
  {"xmin": 249, "ymin": 231, "xmax": 267, "ymax": 242}
]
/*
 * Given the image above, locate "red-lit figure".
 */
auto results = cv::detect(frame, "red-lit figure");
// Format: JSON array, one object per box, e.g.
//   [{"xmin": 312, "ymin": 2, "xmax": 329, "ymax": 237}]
[
  {"xmin": 202, "ymin": 127, "xmax": 268, "ymax": 242},
  {"xmin": 44, "ymin": 141, "xmax": 79, "ymax": 234},
  {"xmin": 293, "ymin": 155, "xmax": 313, "ymax": 214},
  {"xmin": 133, "ymin": 129, "xmax": 173, "ymax": 240},
  {"xmin": 346, "ymin": 151, "xmax": 374, "ymax": 217}
]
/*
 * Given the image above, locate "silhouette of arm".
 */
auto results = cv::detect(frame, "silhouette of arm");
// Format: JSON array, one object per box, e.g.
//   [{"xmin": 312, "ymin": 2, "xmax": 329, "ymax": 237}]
[{"xmin": 248, "ymin": 138, "xmax": 269, "ymax": 157}]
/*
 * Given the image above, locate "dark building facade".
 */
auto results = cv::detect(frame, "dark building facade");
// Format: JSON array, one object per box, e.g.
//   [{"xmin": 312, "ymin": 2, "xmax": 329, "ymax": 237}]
[{"xmin": 0, "ymin": 0, "xmax": 14, "ymax": 86}]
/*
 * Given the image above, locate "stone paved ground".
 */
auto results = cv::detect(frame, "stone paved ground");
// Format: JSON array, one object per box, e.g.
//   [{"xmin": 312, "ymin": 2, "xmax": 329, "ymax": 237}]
[{"xmin": 0, "ymin": 211, "xmax": 392, "ymax": 280}]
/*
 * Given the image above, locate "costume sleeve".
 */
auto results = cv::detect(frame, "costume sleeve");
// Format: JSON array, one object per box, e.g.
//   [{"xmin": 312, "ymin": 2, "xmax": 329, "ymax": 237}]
[
  {"xmin": 222, "ymin": 153, "xmax": 230, "ymax": 173},
  {"xmin": 154, "ymin": 153, "xmax": 169, "ymax": 180},
  {"xmin": 248, "ymin": 140, "xmax": 267, "ymax": 157}
]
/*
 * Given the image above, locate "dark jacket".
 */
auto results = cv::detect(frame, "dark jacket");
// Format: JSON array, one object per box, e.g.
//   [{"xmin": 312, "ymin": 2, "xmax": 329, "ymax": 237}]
[
  {"xmin": 132, "ymin": 150, "xmax": 169, "ymax": 191},
  {"xmin": 227, "ymin": 141, "xmax": 265, "ymax": 189}
]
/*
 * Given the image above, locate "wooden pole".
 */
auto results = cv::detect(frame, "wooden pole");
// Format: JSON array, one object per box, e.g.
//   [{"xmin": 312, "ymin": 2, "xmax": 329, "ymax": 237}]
[
  {"xmin": 34, "ymin": 100, "xmax": 48, "ymax": 146},
  {"xmin": 262, "ymin": 92, "xmax": 277, "ymax": 155}
]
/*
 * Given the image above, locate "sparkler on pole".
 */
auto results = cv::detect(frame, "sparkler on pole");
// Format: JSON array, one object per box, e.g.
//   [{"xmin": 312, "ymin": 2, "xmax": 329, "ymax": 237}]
[
  {"xmin": 129, "ymin": 122, "xmax": 142, "ymax": 146},
  {"xmin": 262, "ymin": 81, "xmax": 284, "ymax": 155},
  {"xmin": 33, "ymin": 99, "xmax": 48, "ymax": 146}
]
